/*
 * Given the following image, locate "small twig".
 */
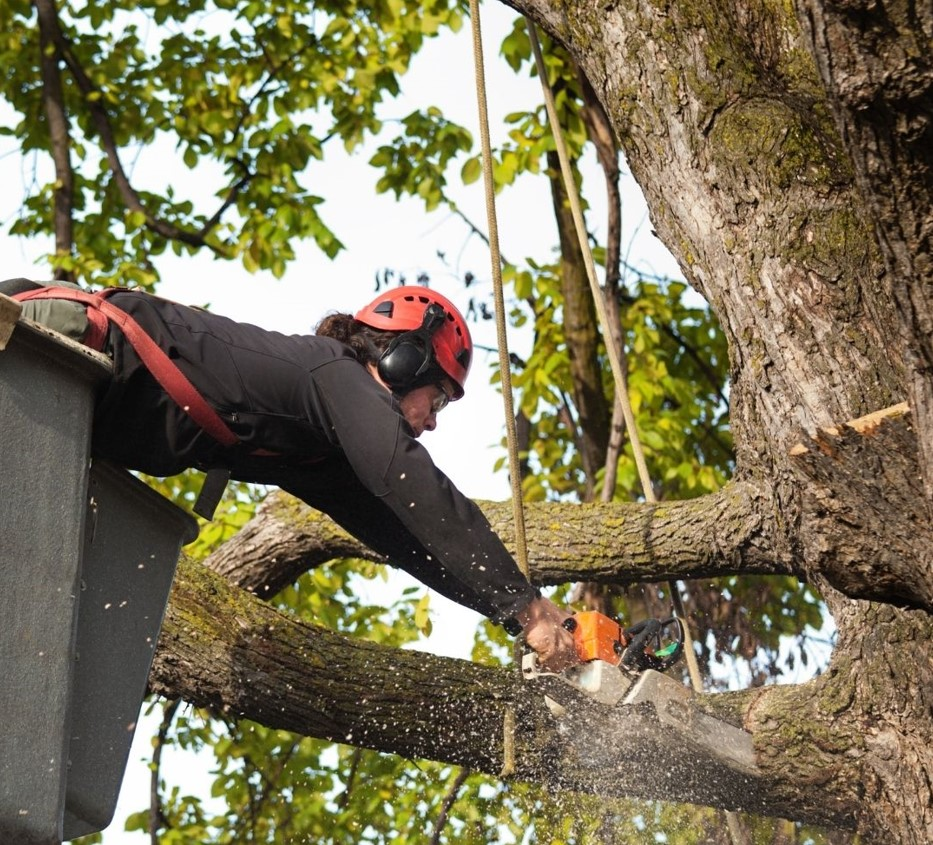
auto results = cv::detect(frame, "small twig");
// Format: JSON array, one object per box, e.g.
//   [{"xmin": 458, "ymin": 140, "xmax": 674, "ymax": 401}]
[
  {"xmin": 337, "ymin": 747, "xmax": 364, "ymax": 811},
  {"xmin": 430, "ymin": 768, "xmax": 470, "ymax": 845},
  {"xmin": 150, "ymin": 699, "xmax": 182, "ymax": 844},
  {"xmin": 498, "ymin": 706, "xmax": 517, "ymax": 778}
]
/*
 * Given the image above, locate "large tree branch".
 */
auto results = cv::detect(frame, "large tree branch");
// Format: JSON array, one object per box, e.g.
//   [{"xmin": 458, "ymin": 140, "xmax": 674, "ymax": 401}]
[
  {"xmin": 150, "ymin": 555, "xmax": 859, "ymax": 829},
  {"xmin": 545, "ymin": 148, "xmax": 612, "ymax": 498},
  {"xmin": 53, "ymin": 34, "xmax": 228, "ymax": 253},
  {"xmin": 205, "ymin": 479, "xmax": 783, "ymax": 596}
]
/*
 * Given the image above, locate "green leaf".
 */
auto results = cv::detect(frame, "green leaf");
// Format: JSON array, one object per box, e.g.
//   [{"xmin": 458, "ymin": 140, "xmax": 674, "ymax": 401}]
[
  {"xmin": 414, "ymin": 592, "xmax": 432, "ymax": 636},
  {"xmin": 460, "ymin": 155, "xmax": 482, "ymax": 184}
]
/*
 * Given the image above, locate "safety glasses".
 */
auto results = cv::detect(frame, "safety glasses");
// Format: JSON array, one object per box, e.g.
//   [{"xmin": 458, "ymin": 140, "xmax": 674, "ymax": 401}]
[{"xmin": 431, "ymin": 383, "xmax": 452, "ymax": 415}]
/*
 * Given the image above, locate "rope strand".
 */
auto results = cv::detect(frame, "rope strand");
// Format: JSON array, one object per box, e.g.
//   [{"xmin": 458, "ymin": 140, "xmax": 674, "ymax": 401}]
[{"xmin": 469, "ymin": 0, "xmax": 530, "ymax": 581}]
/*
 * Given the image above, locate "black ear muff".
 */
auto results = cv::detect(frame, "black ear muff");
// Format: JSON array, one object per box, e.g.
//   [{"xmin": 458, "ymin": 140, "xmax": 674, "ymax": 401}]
[{"xmin": 377, "ymin": 302, "xmax": 446, "ymax": 392}]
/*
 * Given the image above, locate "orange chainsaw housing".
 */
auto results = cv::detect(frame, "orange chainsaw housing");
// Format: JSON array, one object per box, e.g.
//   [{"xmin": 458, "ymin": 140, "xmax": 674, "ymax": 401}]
[{"xmin": 568, "ymin": 610, "xmax": 629, "ymax": 666}]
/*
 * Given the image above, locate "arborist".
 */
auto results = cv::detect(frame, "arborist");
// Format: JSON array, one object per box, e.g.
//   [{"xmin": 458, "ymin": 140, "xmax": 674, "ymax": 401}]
[{"xmin": 3, "ymin": 278, "xmax": 577, "ymax": 671}]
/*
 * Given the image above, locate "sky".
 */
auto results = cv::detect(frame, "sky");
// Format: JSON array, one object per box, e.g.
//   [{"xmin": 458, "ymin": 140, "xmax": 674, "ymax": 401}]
[{"xmin": 0, "ymin": 5, "xmax": 684, "ymax": 841}]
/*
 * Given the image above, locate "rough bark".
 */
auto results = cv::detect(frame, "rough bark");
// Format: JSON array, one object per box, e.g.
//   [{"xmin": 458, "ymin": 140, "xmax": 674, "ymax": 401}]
[
  {"xmin": 789, "ymin": 403, "xmax": 932, "ymax": 610},
  {"xmin": 794, "ymin": 0, "xmax": 933, "ymax": 507},
  {"xmin": 205, "ymin": 494, "xmax": 380, "ymax": 598},
  {"xmin": 745, "ymin": 600, "xmax": 933, "ymax": 844}
]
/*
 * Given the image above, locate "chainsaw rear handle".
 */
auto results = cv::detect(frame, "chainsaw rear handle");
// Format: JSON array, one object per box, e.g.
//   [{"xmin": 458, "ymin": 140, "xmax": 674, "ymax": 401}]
[{"xmin": 623, "ymin": 616, "xmax": 685, "ymax": 672}]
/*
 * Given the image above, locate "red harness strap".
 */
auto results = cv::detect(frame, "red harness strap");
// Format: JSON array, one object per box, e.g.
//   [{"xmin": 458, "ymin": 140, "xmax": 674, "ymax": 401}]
[{"xmin": 15, "ymin": 286, "xmax": 239, "ymax": 449}]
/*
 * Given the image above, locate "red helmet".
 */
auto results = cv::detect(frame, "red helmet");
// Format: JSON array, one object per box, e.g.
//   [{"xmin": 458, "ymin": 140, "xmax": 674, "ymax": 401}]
[{"xmin": 355, "ymin": 286, "xmax": 473, "ymax": 399}]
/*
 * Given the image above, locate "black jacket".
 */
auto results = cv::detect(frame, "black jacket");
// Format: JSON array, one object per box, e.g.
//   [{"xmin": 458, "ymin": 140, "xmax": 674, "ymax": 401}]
[{"xmin": 86, "ymin": 290, "xmax": 537, "ymax": 628}]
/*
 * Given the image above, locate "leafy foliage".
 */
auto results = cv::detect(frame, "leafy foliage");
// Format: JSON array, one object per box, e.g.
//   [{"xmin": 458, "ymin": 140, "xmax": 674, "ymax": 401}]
[
  {"xmin": 0, "ymin": 0, "xmax": 467, "ymax": 284},
  {"xmin": 371, "ymin": 106, "xmax": 473, "ymax": 211},
  {"xmin": 498, "ymin": 268, "xmax": 732, "ymax": 503}
]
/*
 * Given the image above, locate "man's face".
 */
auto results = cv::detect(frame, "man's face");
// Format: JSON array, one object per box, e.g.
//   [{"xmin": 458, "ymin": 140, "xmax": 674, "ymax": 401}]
[{"xmin": 397, "ymin": 381, "xmax": 453, "ymax": 437}]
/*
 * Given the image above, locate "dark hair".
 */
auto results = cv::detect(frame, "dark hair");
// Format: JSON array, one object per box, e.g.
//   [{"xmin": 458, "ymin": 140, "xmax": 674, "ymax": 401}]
[{"xmin": 315, "ymin": 312, "xmax": 399, "ymax": 368}]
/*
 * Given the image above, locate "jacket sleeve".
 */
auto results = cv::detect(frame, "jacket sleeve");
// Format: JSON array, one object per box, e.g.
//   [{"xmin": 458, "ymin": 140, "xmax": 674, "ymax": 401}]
[
  {"xmin": 300, "ymin": 356, "xmax": 539, "ymax": 628},
  {"xmin": 277, "ymin": 459, "xmax": 516, "ymax": 623}
]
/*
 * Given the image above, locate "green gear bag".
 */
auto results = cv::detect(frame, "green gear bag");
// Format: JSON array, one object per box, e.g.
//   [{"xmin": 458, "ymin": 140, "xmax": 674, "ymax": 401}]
[{"xmin": 4, "ymin": 278, "xmax": 90, "ymax": 343}]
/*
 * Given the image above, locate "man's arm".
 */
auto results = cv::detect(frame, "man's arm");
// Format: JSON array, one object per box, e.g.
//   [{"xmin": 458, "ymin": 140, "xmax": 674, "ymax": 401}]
[
  {"xmin": 280, "ymin": 459, "xmax": 577, "ymax": 669},
  {"xmin": 307, "ymin": 358, "xmax": 540, "ymax": 625},
  {"xmin": 277, "ymin": 457, "xmax": 517, "ymax": 623}
]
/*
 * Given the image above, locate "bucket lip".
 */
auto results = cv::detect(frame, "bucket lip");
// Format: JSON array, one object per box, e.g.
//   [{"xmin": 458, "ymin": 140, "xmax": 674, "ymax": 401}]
[{"xmin": 8, "ymin": 316, "xmax": 112, "ymax": 381}]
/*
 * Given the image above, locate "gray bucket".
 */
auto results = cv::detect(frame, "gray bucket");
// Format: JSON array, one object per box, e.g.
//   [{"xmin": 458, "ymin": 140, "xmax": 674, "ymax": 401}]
[{"xmin": 1, "ymin": 313, "xmax": 196, "ymax": 843}]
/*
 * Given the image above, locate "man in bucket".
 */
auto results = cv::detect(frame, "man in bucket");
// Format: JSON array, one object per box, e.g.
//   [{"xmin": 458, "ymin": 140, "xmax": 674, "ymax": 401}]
[{"xmin": 4, "ymin": 278, "xmax": 577, "ymax": 671}]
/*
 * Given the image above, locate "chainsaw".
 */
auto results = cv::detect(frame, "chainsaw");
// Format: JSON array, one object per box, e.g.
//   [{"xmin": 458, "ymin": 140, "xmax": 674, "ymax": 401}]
[
  {"xmin": 521, "ymin": 610, "xmax": 761, "ymax": 777},
  {"xmin": 521, "ymin": 610, "xmax": 685, "ymax": 706}
]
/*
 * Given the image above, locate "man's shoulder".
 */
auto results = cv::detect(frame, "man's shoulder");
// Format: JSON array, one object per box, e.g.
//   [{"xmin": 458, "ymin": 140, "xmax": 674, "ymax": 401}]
[
  {"xmin": 287, "ymin": 333, "xmax": 362, "ymax": 370},
  {"xmin": 302, "ymin": 333, "xmax": 352, "ymax": 357}
]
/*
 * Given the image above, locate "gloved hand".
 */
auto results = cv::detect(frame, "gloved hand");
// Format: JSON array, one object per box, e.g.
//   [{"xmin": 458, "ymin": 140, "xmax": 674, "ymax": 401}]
[{"xmin": 513, "ymin": 596, "xmax": 580, "ymax": 672}]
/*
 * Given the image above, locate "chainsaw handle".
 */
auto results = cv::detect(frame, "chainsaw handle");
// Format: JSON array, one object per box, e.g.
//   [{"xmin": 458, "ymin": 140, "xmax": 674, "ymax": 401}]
[
  {"xmin": 559, "ymin": 610, "xmax": 685, "ymax": 672},
  {"xmin": 622, "ymin": 616, "xmax": 685, "ymax": 672}
]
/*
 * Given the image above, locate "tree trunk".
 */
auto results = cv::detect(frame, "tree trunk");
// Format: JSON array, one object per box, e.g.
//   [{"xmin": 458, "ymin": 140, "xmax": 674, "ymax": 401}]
[
  {"xmin": 489, "ymin": 0, "xmax": 933, "ymax": 836},
  {"xmin": 794, "ymin": 0, "xmax": 933, "ymax": 508}
]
